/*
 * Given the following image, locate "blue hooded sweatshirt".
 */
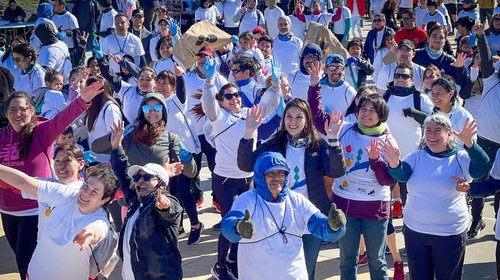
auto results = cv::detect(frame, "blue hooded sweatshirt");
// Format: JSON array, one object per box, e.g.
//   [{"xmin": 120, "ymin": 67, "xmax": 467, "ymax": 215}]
[{"xmin": 221, "ymin": 152, "xmax": 346, "ymax": 244}]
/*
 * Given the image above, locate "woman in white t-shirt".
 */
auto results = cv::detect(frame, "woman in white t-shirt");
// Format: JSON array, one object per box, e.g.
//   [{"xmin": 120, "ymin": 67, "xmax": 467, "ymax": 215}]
[
  {"xmin": 195, "ymin": 0, "xmax": 222, "ymax": 25},
  {"xmin": 84, "ymin": 76, "xmax": 122, "ymax": 164},
  {"xmin": 12, "ymin": 43, "xmax": 45, "ymax": 98},
  {"xmin": 373, "ymin": 29, "xmax": 396, "ymax": 83},
  {"xmin": 382, "ymin": 113, "xmax": 490, "ymax": 280}
]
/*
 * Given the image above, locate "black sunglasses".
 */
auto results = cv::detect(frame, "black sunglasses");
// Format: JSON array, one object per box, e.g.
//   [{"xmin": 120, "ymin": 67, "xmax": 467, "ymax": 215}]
[
  {"xmin": 394, "ymin": 73, "xmax": 412, "ymax": 80},
  {"xmin": 132, "ymin": 173, "xmax": 156, "ymax": 182},
  {"xmin": 221, "ymin": 92, "xmax": 241, "ymax": 100},
  {"xmin": 231, "ymin": 68, "xmax": 242, "ymax": 74}
]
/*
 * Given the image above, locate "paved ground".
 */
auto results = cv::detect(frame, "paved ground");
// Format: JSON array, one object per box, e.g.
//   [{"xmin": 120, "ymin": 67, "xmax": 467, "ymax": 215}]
[{"xmin": 0, "ymin": 163, "xmax": 498, "ymax": 279}]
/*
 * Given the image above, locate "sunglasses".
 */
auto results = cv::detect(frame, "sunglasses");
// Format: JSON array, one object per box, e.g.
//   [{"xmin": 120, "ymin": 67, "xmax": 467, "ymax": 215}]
[
  {"xmin": 373, "ymin": 18, "xmax": 383, "ymax": 22},
  {"xmin": 132, "ymin": 173, "xmax": 156, "ymax": 182},
  {"xmin": 231, "ymin": 68, "xmax": 242, "ymax": 74},
  {"xmin": 494, "ymin": 17, "xmax": 500, "ymax": 21},
  {"xmin": 221, "ymin": 92, "xmax": 241, "ymax": 100},
  {"xmin": 328, "ymin": 65, "xmax": 345, "ymax": 71},
  {"xmin": 141, "ymin": 104, "xmax": 163, "ymax": 114},
  {"xmin": 394, "ymin": 73, "xmax": 412, "ymax": 80}
]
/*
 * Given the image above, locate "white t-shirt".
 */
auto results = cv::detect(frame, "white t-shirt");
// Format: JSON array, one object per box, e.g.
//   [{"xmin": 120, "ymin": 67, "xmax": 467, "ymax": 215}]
[
  {"xmin": 100, "ymin": 9, "xmax": 118, "ymax": 33},
  {"xmin": 415, "ymin": 6, "xmax": 428, "ymax": 29},
  {"xmin": 264, "ymin": 7, "xmax": 285, "ymax": 39},
  {"xmin": 232, "ymin": 189, "xmax": 318, "ymax": 280},
  {"xmin": 28, "ymin": 180, "xmax": 109, "ymax": 280},
  {"xmin": 237, "ymin": 9, "xmax": 265, "ymax": 35},
  {"xmin": 385, "ymin": 92, "xmax": 434, "ymax": 157},
  {"xmin": 122, "ymin": 208, "xmax": 140, "ymax": 280},
  {"xmin": 476, "ymin": 73, "xmax": 500, "ymax": 144},
  {"xmin": 166, "ymin": 95, "xmax": 201, "ymax": 154},
  {"xmin": 373, "ymin": 48, "xmax": 389, "ymax": 83},
  {"xmin": 333, "ymin": 124, "xmax": 395, "ymax": 202},
  {"xmin": 195, "ymin": 6, "xmax": 221, "ymax": 25},
  {"xmin": 319, "ymin": 81, "xmax": 357, "ymax": 117},
  {"xmin": 52, "ymin": 11, "xmax": 79, "ymax": 49},
  {"xmin": 376, "ymin": 62, "xmax": 426, "ymax": 92},
  {"xmin": 440, "ymin": 105, "xmax": 476, "ymax": 147},
  {"xmin": 153, "ymin": 57, "xmax": 177, "ymax": 74},
  {"xmin": 272, "ymin": 37, "xmax": 303, "ymax": 75},
  {"xmin": 308, "ymin": 13, "xmax": 334, "ymax": 27},
  {"xmin": 370, "ymin": 0, "xmax": 385, "ymax": 15},
  {"xmin": 423, "ymin": 11, "xmax": 447, "ymax": 29},
  {"xmin": 332, "ymin": 7, "xmax": 351, "ymax": 35},
  {"xmin": 38, "ymin": 41, "xmax": 71, "ymax": 82},
  {"xmin": 399, "ymin": 0, "xmax": 413, "ymax": 9},
  {"xmin": 403, "ymin": 149, "xmax": 472, "ymax": 236},
  {"xmin": 290, "ymin": 15, "xmax": 306, "ymax": 42},
  {"xmin": 286, "ymin": 145, "xmax": 308, "ymax": 199},
  {"xmin": 87, "ymin": 101, "xmax": 122, "ymax": 163},
  {"xmin": 223, "ymin": 0, "xmax": 242, "ymax": 28},
  {"xmin": 288, "ymin": 70, "xmax": 312, "ymax": 101},
  {"xmin": 101, "ymin": 33, "xmax": 145, "ymax": 73}
]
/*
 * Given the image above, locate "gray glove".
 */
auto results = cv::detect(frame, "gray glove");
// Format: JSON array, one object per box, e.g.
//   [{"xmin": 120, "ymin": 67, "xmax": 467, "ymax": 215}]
[
  {"xmin": 328, "ymin": 203, "xmax": 346, "ymax": 231},
  {"xmin": 238, "ymin": 209, "xmax": 255, "ymax": 239}
]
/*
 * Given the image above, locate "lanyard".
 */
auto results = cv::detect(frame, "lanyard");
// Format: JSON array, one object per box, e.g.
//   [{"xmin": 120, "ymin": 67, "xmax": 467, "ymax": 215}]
[{"xmin": 114, "ymin": 33, "xmax": 130, "ymax": 53}]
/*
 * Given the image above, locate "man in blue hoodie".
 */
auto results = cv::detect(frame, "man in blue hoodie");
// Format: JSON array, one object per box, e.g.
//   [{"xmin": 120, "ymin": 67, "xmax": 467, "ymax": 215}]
[{"xmin": 222, "ymin": 152, "xmax": 346, "ymax": 280}]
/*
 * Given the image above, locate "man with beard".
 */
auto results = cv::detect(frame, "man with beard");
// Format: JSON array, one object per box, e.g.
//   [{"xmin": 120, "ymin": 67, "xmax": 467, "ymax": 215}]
[
  {"xmin": 376, "ymin": 40, "xmax": 425, "ymax": 94},
  {"xmin": 257, "ymin": 35, "xmax": 273, "ymax": 77},
  {"xmin": 109, "ymin": 120, "xmax": 184, "ymax": 280},
  {"xmin": 288, "ymin": 43, "xmax": 322, "ymax": 101},
  {"xmin": 272, "ymin": 16, "xmax": 303, "ymax": 75},
  {"xmin": 316, "ymin": 54, "xmax": 356, "ymax": 122},
  {"xmin": 101, "ymin": 13, "xmax": 146, "ymax": 73},
  {"xmin": 395, "ymin": 10, "xmax": 428, "ymax": 47}
]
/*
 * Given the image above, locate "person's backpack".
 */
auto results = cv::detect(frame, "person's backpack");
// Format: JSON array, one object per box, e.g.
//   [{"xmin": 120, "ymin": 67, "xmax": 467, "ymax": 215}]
[
  {"xmin": 89, "ymin": 226, "xmax": 119, "ymax": 279},
  {"xmin": 31, "ymin": 87, "xmax": 51, "ymax": 115}
]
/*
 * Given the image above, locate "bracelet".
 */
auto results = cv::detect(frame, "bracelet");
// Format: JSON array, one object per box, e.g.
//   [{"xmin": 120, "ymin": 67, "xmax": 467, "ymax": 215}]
[{"xmin": 328, "ymin": 138, "xmax": 339, "ymax": 143}]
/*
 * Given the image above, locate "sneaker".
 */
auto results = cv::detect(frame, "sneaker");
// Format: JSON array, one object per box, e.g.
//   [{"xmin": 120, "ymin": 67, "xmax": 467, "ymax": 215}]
[
  {"xmin": 226, "ymin": 259, "xmax": 238, "ymax": 278},
  {"xmin": 187, "ymin": 222, "xmax": 204, "ymax": 245},
  {"xmin": 213, "ymin": 221, "xmax": 222, "ymax": 231},
  {"xmin": 211, "ymin": 263, "xmax": 236, "ymax": 280},
  {"xmin": 392, "ymin": 200, "xmax": 403, "ymax": 218},
  {"xmin": 467, "ymin": 219, "xmax": 486, "ymax": 239},
  {"xmin": 358, "ymin": 252, "xmax": 368, "ymax": 267},
  {"xmin": 213, "ymin": 200, "xmax": 222, "ymax": 213},
  {"xmin": 393, "ymin": 261, "xmax": 405, "ymax": 280},
  {"xmin": 196, "ymin": 196, "xmax": 204, "ymax": 208},
  {"xmin": 178, "ymin": 226, "xmax": 188, "ymax": 239}
]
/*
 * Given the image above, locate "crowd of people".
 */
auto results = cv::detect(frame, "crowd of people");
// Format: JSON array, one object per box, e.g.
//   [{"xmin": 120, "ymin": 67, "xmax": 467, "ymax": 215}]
[{"xmin": 0, "ymin": 0, "xmax": 498, "ymax": 279}]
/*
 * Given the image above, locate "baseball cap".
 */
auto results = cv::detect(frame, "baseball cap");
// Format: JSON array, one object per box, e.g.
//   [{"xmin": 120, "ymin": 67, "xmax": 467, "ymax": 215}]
[
  {"xmin": 325, "ymin": 54, "xmax": 345, "ymax": 66},
  {"xmin": 196, "ymin": 46, "xmax": 215, "ymax": 57},
  {"xmin": 132, "ymin": 8, "xmax": 144, "ymax": 17},
  {"xmin": 264, "ymin": 164, "xmax": 290, "ymax": 175},
  {"xmin": 127, "ymin": 163, "xmax": 169, "ymax": 184},
  {"xmin": 398, "ymin": 39, "xmax": 415, "ymax": 50}
]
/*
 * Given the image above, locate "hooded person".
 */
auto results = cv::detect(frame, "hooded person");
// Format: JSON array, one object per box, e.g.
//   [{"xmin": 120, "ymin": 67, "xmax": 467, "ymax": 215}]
[
  {"xmin": 30, "ymin": 3, "xmax": 61, "ymax": 52},
  {"xmin": 221, "ymin": 151, "xmax": 346, "ymax": 280},
  {"xmin": 288, "ymin": 43, "xmax": 323, "ymax": 101},
  {"xmin": 35, "ymin": 22, "xmax": 72, "ymax": 83}
]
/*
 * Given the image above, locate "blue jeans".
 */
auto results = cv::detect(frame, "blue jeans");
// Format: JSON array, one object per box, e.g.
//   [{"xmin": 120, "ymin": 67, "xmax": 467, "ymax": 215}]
[
  {"xmin": 404, "ymin": 225, "xmax": 466, "ymax": 280},
  {"xmin": 303, "ymin": 234, "xmax": 322, "ymax": 280},
  {"xmin": 339, "ymin": 217, "xmax": 389, "ymax": 280}
]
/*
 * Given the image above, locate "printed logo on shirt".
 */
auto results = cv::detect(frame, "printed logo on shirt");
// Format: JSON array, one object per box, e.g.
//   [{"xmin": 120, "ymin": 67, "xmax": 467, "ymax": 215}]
[
  {"xmin": 338, "ymin": 144, "xmax": 376, "ymax": 196},
  {"xmin": 0, "ymin": 143, "xmax": 22, "ymax": 166}
]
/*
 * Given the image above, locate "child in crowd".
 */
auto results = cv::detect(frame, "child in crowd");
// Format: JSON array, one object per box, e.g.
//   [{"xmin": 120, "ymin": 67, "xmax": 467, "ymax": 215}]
[
  {"xmin": 415, "ymin": 0, "xmax": 429, "ymax": 28},
  {"xmin": 423, "ymin": 0, "xmax": 448, "ymax": 30},
  {"xmin": 345, "ymin": 38, "xmax": 374, "ymax": 90},
  {"xmin": 228, "ymin": 31, "xmax": 265, "ymax": 66},
  {"xmin": 35, "ymin": 68, "xmax": 67, "ymax": 119}
]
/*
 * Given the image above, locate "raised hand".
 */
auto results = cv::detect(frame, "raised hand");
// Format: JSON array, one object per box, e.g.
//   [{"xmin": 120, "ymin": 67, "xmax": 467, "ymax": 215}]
[
  {"xmin": 307, "ymin": 60, "xmax": 322, "ymax": 86},
  {"xmin": 203, "ymin": 56, "xmax": 216, "ymax": 80},
  {"xmin": 271, "ymin": 58, "xmax": 281, "ymax": 86},
  {"xmin": 156, "ymin": 188, "xmax": 171, "ymax": 210},
  {"xmin": 73, "ymin": 227, "xmax": 96, "ymax": 251},
  {"xmin": 80, "ymin": 81, "xmax": 105, "ymax": 102},
  {"xmin": 328, "ymin": 203, "xmax": 346, "ymax": 231},
  {"xmin": 452, "ymin": 176, "xmax": 470, "ymax": 192},
  {"xmin": 452, "ymin": 118, "xmax": 477, "ymax": 148},
  {"xmin": 110, "ymin": 121, "xmax": 125, "ymax": 149},
  {"xmin": 78, "ymin": 31, "xmax": 89, "ymax": 44},
  {"xmin": 173, "ymin": 62, "xmax": 185, "ymax": 77},
  {"xmin": 244, "ymin": 105, "xmax": 264, "ymax": 139},
  {"xmin": 110, "ymin": 54, "xmax": 123, "ymax": 64},
  {"xmin": 364, "ymin": 139, "xmax": 380, "ymax": 160},
  {"xmin": 324, "ymin": 110, "xmax": 344, "ymax": 140},
  {"xmin": 238, "ymin": 209, "xmax": 255, "ymax": 239},
  {"xmin": 378, "ymin": 137, "xmax": 401, "ymax": 168},
  {"xmin": 163, "ymin": 158, "xmax": 184, "ymax": 178},
  {"xmin": 178, "ymin": 144, "xmax": 192, "ymax": 164},
  {"xmin": 451, "ymin": 52, "xmax": 467, "ymax": 68},
  {"xmin": 231, "ymin": 35, "xmax": 239, "ymax": 45},
  {"xmin": 472, "ymin": 22, "xmax": 485, "ymax": 37},
  {"xmin": 169, "ymin": 23, "xmax": 178, "ymax": 37}
]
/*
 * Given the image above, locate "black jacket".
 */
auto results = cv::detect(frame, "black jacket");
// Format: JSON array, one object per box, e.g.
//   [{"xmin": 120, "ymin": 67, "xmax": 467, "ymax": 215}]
[
  {"xmin": 111, "ymin": 147, "xmax": 183, "ymax": 280},
  {"xmin": 346, "ymin": 57, "xmax": 374, "ymax": 89},
  {"xmin": 72, "ymin": 0, "xmax": 100, "ymax": 31},
  {"xmin": 237, "ymin": 137, "xmax": 345, "ymax": 215}
]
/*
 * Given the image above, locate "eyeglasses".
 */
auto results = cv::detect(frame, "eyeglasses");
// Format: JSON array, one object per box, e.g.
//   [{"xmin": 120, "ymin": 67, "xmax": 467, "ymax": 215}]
[
  {"xmin": 7, "ymin": 107, "xmax": 30, "ymax": 114},
  {"xmin": 13, "ymin": 56, "xmax": 25, "ymax": 63},
  {"xmin": 303, "ymin": 54, "xmax": 319, "ymax": 61},
  {"xmin": 328, "ymin": 65, "xmax": 345, "ymax": 71},
  {"xmin": 141, "ymin": 104, "xmax": 163, "ymax": 114},
  {"xmin": 221, "ymin": 92, "xmax": 241, "ymax": 100},
  {"xmin": 494, "ymin": 17, "xmax": 500, "ymax": 21},
  {"xmin": 402, "ymin": 17, "xmax": 412, "ymax": 20},
  {"xmin": 373, "ymin": 18, "xmax": 383, "ymax": 22},
  {"xmin": 132, "ymin": 173, "xmax": 156, "ymax": 182},
  {"xmin": 231, "ymin": 68, "xmax": 242, "ymax": 74},
  {"xmin": 394, "ymin": 73, "xmax": 412, "ymax": 80}
]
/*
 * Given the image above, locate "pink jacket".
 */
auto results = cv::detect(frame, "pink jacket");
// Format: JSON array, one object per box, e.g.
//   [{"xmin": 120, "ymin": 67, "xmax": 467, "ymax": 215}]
[{"xmin": 0, "ymin": 97, "xmax": 90, "ymax": 212}]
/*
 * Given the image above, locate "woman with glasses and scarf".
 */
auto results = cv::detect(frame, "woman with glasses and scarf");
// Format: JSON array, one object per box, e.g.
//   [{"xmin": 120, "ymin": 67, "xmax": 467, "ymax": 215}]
[
  {"xmin": 0, "ymin": 80, "xmax": 104, "ymax": 280},
  {"xmin": 11, "ymin": 43, "xmax": 45, "ymax": 98},
  {"xmin": 200, "ymin": 56, "xmax": 282, "ymax": 279}
]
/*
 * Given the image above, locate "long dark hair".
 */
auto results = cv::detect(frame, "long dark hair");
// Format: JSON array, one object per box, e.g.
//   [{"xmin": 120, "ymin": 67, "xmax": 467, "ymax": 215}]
[
  {"xmin": 12, "ymin": 43, "xmax": 37, "ymax": 63},
  {"xmin": 5, "ymin": 91, "xmax": 36, "ymax": 159},
  {"xmin": 84, "ymin": 76, "xmax": 117, "ymax": 132},
  {"xmin": 132, "ymin": 96, "xmax": 167, "ymax": 146},
  {"xmin": 272, "ymin": 98, "xmax": 321, "ymax": 151},
  {"xmin": 1, "ymin": 36, "xmax": 26, "ymax": 64}
]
